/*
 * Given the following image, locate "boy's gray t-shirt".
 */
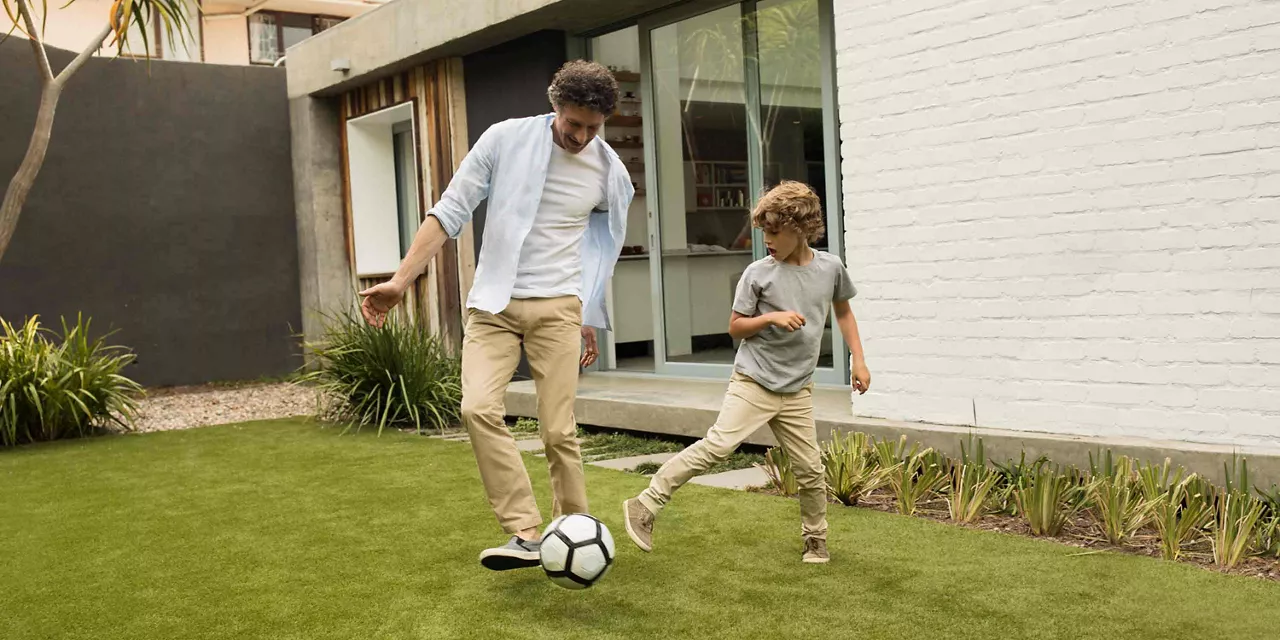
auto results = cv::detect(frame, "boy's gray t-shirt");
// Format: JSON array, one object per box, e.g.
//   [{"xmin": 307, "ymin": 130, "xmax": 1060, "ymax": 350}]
[{"xmin": 732, "ymin": 251, "xmax": 857, "ymax": 394}]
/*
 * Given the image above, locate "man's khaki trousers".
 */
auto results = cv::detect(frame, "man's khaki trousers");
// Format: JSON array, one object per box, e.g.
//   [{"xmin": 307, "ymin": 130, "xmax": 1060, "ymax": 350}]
[
  {"xmin": 639, "ymin": 372, "xmax": 828, "ymax": 540},
  {"xmin": 460, "ymin": 296, "xmax": 586, "ymax": 533}
]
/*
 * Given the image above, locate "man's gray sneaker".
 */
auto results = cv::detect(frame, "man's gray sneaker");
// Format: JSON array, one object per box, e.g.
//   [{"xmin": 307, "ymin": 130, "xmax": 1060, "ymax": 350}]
[
  {"xmin": 623, "ymin": 498, "xmax": 655, "ymax": 552},
  {"xmin": 479, "ymin": 536, "xmax": 541, "ymax": 571}
]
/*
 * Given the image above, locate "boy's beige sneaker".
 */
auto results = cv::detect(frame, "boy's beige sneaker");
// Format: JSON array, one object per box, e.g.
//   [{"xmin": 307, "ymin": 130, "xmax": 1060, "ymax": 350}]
[
  {"xmin": 623, "ymin": 498, "xmax": 655, "ymax": 552},
  {"xmin": 802, "ymin": 537, "xmax": 829, "ymax": 564}
]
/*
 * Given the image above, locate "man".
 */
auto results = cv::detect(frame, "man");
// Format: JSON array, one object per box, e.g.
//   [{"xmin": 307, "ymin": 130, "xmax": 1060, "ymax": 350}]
[{"xmin": 359, "ymin": 60, "xmax": 632, "ymax": 571}]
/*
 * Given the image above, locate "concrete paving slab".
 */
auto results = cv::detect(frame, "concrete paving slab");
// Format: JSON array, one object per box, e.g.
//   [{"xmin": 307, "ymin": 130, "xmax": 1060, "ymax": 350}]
[
  {"xmin": 588, "ymin": 452, "xmax": 676, "ymax": 471},
  {"xmin": 515, "ymin": 438, "xmax": 544, "ymax": 453},
  {"xmin": 689, "ymin": 466, "xmax": 770, "ymax": 490}
]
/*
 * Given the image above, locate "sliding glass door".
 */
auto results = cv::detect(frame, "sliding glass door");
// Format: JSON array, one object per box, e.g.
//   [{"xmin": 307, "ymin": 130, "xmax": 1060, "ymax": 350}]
[{"xmin": 639, "ymin": 0, "xmax": 847, "ymax": 384}]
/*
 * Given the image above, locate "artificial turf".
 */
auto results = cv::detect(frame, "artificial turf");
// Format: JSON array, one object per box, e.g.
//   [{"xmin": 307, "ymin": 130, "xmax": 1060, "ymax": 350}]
[{"xmin": 3, "ymin": 419, "xmax": 1278, "ymax": 639}]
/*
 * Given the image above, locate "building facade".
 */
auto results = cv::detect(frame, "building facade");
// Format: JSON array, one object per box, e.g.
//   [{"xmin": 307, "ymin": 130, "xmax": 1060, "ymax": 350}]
[
  {"xmin": 4, "ymin": 0, "xmax": 381, "ymax": 64},
  {"xmin": 286, "ymin": 0, "xmax": 1280, "ymax": 453}
]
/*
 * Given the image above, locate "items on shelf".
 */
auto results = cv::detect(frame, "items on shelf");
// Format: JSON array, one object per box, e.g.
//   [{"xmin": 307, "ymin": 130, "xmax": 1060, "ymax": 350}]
[
  {"xmin": 687, "ymin": 243, "xmax": 730, "ymax": 253},
  {"xmin": 619, "ymin": 245, "xmax": 647, "ymax": 256}
]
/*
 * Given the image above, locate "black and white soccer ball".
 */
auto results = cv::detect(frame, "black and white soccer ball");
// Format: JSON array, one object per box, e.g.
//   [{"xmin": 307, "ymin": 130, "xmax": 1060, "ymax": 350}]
[{"xmin": 539, "ymin": 513, "xmax": 616, "ymax": 589}]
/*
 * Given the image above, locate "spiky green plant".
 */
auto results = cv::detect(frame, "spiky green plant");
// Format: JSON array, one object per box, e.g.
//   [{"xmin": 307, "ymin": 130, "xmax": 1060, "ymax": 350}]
[
  {"xmin": 1211, "ymin": 489, "xmax": 1266, "ymax": 569},
  {"xmin": 759, "ymin": 446, "xmax": 797, "ymax": 496},
  {"xmin": 1256, "ymin": 485, "xmax": 1280, "ymax": 559},
  {"xmin": 992, "ymin": 451, "xmax": 1050, "ymax": 516},
  {"xmin": 945, "ymin": 435, "xmax": 999, "ymax": 523},
  {"xmin": 1087, "ymin": 451, "xmax": 1152, "ymax": 545},
  {"xmin": 948, "ymin": 463, "xmax": 1000, "ymax": 524},
  {"xmin": 301, "ymin": 309, "xmax": 461, "ymax": 435},
  {"xmin": 875, "ymin": 435, "xmax": 947, "ymax": 516},
  {"xmin": 0, "ymin": 315, "xmax": 141, "ymax": 447},
  {"xmin": 822, "ymin": 431, "xmax": 887, "ymax": 506},
  {"xmin": 1015, "ymin": 464, "xmax": 1088, "ymax": 537},
  {"xmin": 1139, "ymin": 459, "xmax": 1213, "ymax": 561}
]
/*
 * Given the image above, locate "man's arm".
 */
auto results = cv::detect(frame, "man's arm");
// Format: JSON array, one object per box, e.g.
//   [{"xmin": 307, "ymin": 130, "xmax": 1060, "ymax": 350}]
[
  {"xmin": 359, "ymin": 124, "xmax": 501, "ymax": 325},
  {"xmin": 388, "ymin": 216, "xmax": 450, "ymax": 290},
  {"xmin": 834, "ymin": 300, "xmax": 870, "ymax": 394}
]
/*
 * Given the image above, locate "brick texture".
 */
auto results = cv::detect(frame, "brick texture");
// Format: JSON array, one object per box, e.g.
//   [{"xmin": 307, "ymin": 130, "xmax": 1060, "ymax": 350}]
[{"xmin": 835, "ymin": 0, "xmax": 1280, "ymax": 448}]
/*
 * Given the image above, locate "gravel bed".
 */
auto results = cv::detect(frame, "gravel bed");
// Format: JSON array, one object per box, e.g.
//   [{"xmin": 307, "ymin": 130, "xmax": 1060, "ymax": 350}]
[{"xmin": 132, "ymin": 382, "xmax": 321, "ymax": 433}]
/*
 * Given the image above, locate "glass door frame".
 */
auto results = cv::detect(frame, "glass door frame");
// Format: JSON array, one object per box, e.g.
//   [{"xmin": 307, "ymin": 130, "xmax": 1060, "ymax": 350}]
[{"xmin": 636, "ymin": 0, "xmax": 849, "ymax": 385}]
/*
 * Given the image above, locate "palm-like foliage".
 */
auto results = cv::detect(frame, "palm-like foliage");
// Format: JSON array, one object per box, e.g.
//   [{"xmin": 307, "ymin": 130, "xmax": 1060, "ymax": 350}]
[
  {"xmin": 1, "ymin": 0, "xmax": 197, "ymax": 260},
  {"xmin": 1015, "ymin": 465, "xmax": 1089, "ymax": 537},
  {"xmin": 875, "ymin": 435, "xmax": 948, "ymax": 516},
  {"xmin": 301, "ymin": 310, "xmax": 461, "ymax": 435},
  {"xmin": 822, "ymin": 431, "xmax": 887, "ymax": 506},
  {"xmin": 1138, "ymin": 459, "xmax": 1214, "ymax": 561},
  {"xmin": 1087, "ymin": 452, "xmax": 1153, "ymax": 545},
  {"xmin": 947, "ymin": 438, "xmax": 999, "ymax": 524},
  {"xmin": 760, "ymin": 446, "xmax": 798, "ymax": 496},
  {"xmin": 0, "ymin": 315, "xmax": 141, "ymax": 447}
]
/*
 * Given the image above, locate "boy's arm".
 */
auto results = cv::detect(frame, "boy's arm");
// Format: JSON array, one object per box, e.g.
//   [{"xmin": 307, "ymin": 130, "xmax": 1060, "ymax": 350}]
[
  {"xmin": 729, "ymin": 310, "xmax": 804, "ymax": 340},
  {"xmin": 834, "ymin": 300, "xmax": 870, "ymax": 394}
]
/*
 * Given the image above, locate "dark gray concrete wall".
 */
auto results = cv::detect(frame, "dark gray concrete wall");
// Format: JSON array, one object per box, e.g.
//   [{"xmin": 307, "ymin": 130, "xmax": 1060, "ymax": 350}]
[
  {"xmin": 463, "ymin": 30, "xmax": 567, "ymax": 255},
  {"xmin": 0, "ymin": 39, "xmax": 302, "ymax": 386},
  {"xmin": 463, "ymin": 31, "xmax": 568, "ymax": 381}
]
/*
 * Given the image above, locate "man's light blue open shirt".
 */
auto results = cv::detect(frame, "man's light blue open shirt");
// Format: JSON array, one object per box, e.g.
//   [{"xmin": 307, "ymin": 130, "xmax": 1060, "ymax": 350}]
[{"xmin": 428, "ymin": 114, "xmax": 634, "ymax": 330}]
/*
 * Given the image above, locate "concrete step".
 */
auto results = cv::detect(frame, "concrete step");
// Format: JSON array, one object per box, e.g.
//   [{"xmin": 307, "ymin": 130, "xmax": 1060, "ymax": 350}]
[
  {"xmin": 689, "ymin": 466, "xmax": 770, "ymax": 490},
  {"xmin": 587, "ymin": 452, "xmax": 676, "ymax": 471}
]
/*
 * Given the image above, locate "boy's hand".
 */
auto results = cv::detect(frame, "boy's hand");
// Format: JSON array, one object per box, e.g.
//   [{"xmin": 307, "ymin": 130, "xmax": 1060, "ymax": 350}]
[
  {"xmin": 852, "ymin": 357, "xmax": 871, "ymax": 394},
  {"xmin": 768, "ymin": 311, "xmax": 806, "ymax": 332}
]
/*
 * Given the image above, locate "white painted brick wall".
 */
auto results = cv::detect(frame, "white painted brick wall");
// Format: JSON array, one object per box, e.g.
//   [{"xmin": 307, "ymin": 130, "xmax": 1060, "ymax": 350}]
[{"xmin": 835, "ymin": 0, "xmax": 1280, "ymax": 448}]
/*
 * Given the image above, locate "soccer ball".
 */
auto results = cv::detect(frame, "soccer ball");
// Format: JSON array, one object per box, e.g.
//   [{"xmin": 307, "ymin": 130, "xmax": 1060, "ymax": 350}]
[{"xmin": 539, "ymin": 513, "xmax": 616, "ymax": 589}]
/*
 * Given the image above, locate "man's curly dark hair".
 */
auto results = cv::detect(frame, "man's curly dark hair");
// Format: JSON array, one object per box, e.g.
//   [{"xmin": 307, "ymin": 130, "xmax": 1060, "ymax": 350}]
[{"xmin": 547, "ymin": 60, "xmax": 619, "ymax": 116}]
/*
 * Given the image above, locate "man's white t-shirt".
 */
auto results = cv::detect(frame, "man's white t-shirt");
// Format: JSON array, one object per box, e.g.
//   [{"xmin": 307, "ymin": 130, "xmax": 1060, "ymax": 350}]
[{"xmin": 510, "ymin": 142, "xmax": 609, "ymax": 299}]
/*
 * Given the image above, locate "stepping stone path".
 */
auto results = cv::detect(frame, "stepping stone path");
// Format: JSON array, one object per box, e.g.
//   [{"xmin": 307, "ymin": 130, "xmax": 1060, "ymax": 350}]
[
  {"xmin": 689, "ymin": 466, "xmax": 770, "ymax": 490},
  {"xmin": 587, "ymin": 452, "xmax": 676, "ymax": 471},
  {"xmin": 427, "ymin": 430, "xmax": 771, "ymax": 493}
]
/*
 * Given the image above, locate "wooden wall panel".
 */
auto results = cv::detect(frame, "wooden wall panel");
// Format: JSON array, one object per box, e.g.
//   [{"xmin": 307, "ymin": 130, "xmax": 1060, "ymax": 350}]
[{"xmin": 338, "ymin": 61, "xmax": 472, "ymax": 353}]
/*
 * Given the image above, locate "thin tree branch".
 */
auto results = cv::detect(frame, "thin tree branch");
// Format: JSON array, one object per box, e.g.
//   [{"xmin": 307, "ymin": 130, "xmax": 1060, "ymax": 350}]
[
  {"xmin": 54, "ymin": 23, "xmax": 113, "ymax": 85},
  {"xmin": 15, "ymin": 0, "xmax": 54, "ymax": 81}
]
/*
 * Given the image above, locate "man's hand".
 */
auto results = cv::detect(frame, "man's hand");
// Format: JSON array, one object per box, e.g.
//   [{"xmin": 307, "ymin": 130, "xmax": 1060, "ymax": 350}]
[
  {"xmin": 768, "ymin": 311, "xmax": 806, "ymax": 332},
  {"xmin": 358, "ymin": 281, "xmax": 406, "ymax": 327},
  {"xmin": 852, "ymin": 357, "xmax": 871, "ymax": 395},
  {"xmin": 580, "ymin": 326, "xmax": 599, "ymax": 368}
]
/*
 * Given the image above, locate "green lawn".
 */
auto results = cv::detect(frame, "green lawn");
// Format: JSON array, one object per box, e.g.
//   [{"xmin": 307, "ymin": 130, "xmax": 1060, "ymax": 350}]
[{"xmin": 3, "ymin": 420, "xmax": 1278, "ymax": 640}]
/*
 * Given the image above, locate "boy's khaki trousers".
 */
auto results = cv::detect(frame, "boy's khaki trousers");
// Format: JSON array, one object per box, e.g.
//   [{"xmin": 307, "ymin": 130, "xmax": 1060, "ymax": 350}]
[{"xmin": 639, "ymin": 372, "xmax": 828, "ymax": 539}]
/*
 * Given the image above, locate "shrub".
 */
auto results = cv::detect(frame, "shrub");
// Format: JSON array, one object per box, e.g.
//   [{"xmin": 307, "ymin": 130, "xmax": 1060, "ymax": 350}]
[
  {"xmin": 301, "ymin": 310, "xmax": 461, "ymax": 435},
  {"xmin": 1015, "ymin": 465, "xmax": 1088, "ymax": 537},
  {"xmin": 1256, "ymin": 486, "xmax": 1280, "ymax": 559},
  {"xmin": 823, "ymin": 431, "xmax": 886, "ymax": 506},
  {"xmin": 760, "ymin": 447, "xmax": 797, "ymax": 496},
  {"xmin": 1139, "ymin": 459, "xmax": 1213, "ymax": 561},
  {"xmin": 875, "ymin": 435, "xmax": 947, "ymax": 516},
  {"xmin": 1212, "ymin": 490, "xmax": 1265, "ymax": 569},
  {"xmin": 992, "ymin": 451, "xmax": 1051, "ymax": 517},
  {"xmin": 1087, "ymin": 452, "xmax": 1152, "ymax": 546},
  {"xmin": 0, "ymin": 315, "xmax": 141, "ymax": 447},
  {"xmin": 947, "ymin": 438, "xmax": 999, "ymax": 524},
  {"xmin": 1208, "ymin": 456, "xmax": 1265, "ymax": 569}
]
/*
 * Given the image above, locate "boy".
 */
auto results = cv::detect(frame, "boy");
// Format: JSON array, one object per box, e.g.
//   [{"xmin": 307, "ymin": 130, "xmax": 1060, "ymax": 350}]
[{"xmin": 622, "ymin": 181, "xmax": 870, "ymax": 564}]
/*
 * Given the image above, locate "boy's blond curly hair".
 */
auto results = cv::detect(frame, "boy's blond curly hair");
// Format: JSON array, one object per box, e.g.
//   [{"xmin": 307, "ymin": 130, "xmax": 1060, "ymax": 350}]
[{"xmin": 750, "ymin": 180, "xmax": 826, "ymax": 243}]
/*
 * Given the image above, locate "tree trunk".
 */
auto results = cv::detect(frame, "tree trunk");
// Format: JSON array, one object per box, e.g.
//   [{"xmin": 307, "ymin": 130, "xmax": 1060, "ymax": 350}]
[
  {"xmin": 0, "ymin": 83, "xmax": 62, "ymax": 261},
  {"xmin": 0, "ymin": 13, "xmax": 113, "ymax": 263}
]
